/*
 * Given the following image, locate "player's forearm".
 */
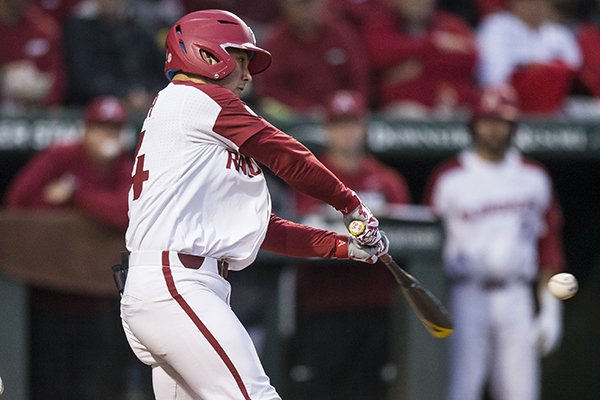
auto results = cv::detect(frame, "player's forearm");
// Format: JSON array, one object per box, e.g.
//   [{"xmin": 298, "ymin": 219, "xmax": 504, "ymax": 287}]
[
  {"xmin": 240, "ymin": 127, "xmax": 359, "ymax": 214},
  {"xmin": 261, "ymin": 213, "xmax": 348, "ymax": 259}
]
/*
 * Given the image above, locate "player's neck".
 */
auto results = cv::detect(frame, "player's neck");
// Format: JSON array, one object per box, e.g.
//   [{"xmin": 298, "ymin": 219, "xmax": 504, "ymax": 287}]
[
  {"xmin": 172, "ymin": 73, "xmax": 209, "ymax": 85},
  {"xmin": 474, "ymin": 147, "xmax": 507, "ymax": 163}
]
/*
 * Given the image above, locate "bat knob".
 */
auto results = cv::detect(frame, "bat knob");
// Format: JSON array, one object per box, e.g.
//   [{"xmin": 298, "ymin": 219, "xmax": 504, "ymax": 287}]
[{"xmin": 348, "ymin": 220, "xmax": 366, "ymax": 236}]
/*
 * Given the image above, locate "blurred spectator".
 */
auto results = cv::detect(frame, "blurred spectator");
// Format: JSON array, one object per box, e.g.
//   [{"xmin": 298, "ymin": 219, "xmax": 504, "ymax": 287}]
[
  {"xmin": 5, "ymin": 96, "xmax": 136, "ymax": 399},
  {"xmin": 425, "ymin": 87, "xmax": 565, "ymax": 400},
  {"xmin": 0, "ymin": 0, "xmax": 67, "ymax": 111},
  {"xmin": 254, "ymin": 0, "xmax": 370, "ymax": 121},
  {"xmin": 476, "ymin": 0, "xmax": 582, "ymax": 116},
  {"xmin": 63, "ymin": 0, "xmax": 165, "ymax": 115},
  {"xmin": 289, "ymin": 90, "xmax": 411, "ymax": 400},
  {"xmin": 362, "ymin": 0, "xmax": 479, "ymax": 118},
  {"xmin": 35, "ymin": 0, "xmax": 80, "ymax": 23}
]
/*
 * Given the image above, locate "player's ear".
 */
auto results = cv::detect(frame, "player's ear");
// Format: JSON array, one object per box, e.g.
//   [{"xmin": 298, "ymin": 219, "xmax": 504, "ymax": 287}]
[{"xmin": 200, "ymin": 50, "xmax": 219, "ymax": 65}]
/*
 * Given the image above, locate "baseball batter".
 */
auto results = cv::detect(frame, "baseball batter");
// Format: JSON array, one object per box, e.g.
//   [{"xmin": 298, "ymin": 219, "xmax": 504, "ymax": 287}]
[
  {"xmin": 121, "ymin": 10, "xmax": 387, "ymax": 400},
  {"xmin": 425, "ymin": 87, "xmax": 566, "ymax": 400}
]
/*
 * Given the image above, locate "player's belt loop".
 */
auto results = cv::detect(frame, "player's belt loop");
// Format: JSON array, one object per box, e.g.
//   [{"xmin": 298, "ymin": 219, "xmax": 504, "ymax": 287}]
[
  {"xmin": 218, "ymin": 260, "xmax": 229, "ymax": 279},
  {"xmin": 177, "ymin": 253, "xmax": 205, "ymax": 270}
]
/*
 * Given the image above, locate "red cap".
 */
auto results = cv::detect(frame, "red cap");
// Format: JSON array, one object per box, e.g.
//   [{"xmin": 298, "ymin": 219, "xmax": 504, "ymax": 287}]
[
  {"xmin": 325, "ymin": 90, "xmax": 367, "ymax": 122},
  {"xmin": 472, "ymin": 86, "xmax": 520, "ymax": 123},
  {"xmin": 84, "ymin": 96, "xmax": 128, "ymax": 126}
]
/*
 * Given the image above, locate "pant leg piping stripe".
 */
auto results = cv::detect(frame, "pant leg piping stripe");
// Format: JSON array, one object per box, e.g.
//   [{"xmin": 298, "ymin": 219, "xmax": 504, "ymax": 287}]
[{"xmin": 160, "ymin": 251, "xmax": 251, "ymax": 400}]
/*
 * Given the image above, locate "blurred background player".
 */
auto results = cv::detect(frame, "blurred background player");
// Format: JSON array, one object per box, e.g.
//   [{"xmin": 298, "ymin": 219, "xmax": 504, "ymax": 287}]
[
  {"xmin": 5, "ymin": 96, "xmax": 135, "ymax": 399},
  {"xmin": 424, "ymin": 86, "xmax": 566, "ymax": 400},
  {"xmin": 290, "ymin": 90, "xmax": 411, "ymax": 400},
  {"xmin": 361, "ymin": 0, "xmax": 478, "ymax": 118},
  {"xmin": 122, "ymin": 10, "xmax": 387, "ymax": 399}
]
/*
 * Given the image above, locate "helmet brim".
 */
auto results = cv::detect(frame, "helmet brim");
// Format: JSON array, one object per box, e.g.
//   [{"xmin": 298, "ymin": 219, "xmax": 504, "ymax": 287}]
[{"xmin": 225, "ymin": 43, "xmax": 272, "ymax": 75}]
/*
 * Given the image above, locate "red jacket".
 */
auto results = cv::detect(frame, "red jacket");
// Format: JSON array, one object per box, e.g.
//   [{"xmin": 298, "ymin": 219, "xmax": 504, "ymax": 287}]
[{"xmin": 5, "ymin": 142, "xmax": 133, "ymax": 231}]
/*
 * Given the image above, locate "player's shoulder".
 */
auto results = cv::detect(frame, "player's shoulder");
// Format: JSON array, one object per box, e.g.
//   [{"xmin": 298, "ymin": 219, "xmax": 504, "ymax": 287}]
[
  {"xmin": 43, "ymin": 141, "xmax": 82, "ymax": 158},
  {"xmin": 520, "ymin": 155, "xmax": 550, "ymax": 179},
  {"xmin": 424, "ymin": 155, "xmax": 464, "ymax": 198},
  {"xmin": 519, "ymin": 154, "xmax": 551, "ymax": 177},
  {"xmin": 434, "ymin": 11, "xmax": 472, "ymax": 30},
  {"xmin": 431, "ymin": 155, "xmax": 464, "ymax": 180},
  {"xmin": 170, "ymin": 80, "xmax": 236, "ymax": 105},
  {"xmin": 423, "ymin": 155, "xmax": 463, "ymax": 205},
  {"xmin": 363, "ymin": 155, "xmax": 393, "ymax": 172},
  {"xmin": 363, "ymin": 155, "xmax": 406, "ymax": 179},
  {"xmin": 30, "ymin": 141, "xmax": 83, "ymax": 168},
  {"xmin": 169, "ymin": 80, "xmax": 259, "ymax": 119}
]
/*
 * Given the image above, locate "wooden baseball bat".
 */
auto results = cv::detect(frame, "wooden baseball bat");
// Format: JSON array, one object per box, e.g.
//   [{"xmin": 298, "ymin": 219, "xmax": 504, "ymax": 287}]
[
  {"xmin": 348, "ymin": 220, "xmax": 453, "ymax": 338},
  {"xmin": 379, "ymin": 253, "xmax": 453, "ymax": 339}
]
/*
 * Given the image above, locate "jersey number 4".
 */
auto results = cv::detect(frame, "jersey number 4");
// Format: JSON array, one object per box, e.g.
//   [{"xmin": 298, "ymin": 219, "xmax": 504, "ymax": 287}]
[{"xmin": 132, "ymin": 130, "xmax": 149, "ymax": 200}]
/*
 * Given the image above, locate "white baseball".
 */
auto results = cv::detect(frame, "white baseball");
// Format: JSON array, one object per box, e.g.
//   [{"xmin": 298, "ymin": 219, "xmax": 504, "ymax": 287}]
[
  {"xmin": 0, "ymin": 375, "xmax": 4, "ymax": 395},
  {"xmin": 547, "ymin": 272, "xmax": 578, "ymax": 300}
]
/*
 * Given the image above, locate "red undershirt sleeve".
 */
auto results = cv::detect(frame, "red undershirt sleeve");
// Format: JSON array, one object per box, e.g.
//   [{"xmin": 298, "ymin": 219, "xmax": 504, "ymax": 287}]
[
  {"xmin": 261, "ymin": 213, "xmax": 349, "ymax": 259},
  {"xmin": 239, "ymin": 126, "xmax": 359, "ymax": 214}
]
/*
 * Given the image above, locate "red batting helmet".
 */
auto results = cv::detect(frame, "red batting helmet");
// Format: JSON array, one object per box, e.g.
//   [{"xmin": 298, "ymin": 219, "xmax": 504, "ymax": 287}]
[
  {"xmin": 472, "ymin": 86, "xmax": 520, "ymax": 123},
  {"xmin": 325, "ymin": 90, "xmax": 367, "ymax": 122},
  {"xmin": 164, "ymin": 9, "xmax": 272, "ymax": 81},
  {"xmin": 84, "ymin": 96, "xmax": 127, "ymax": 126}
]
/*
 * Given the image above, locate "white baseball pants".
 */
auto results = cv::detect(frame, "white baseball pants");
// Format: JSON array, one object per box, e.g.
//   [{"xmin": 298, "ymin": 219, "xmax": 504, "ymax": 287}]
[
  {"xmin": 120, "ymin": 251, "xmax": 281, "ymax": 400},
  {"xmin": 447, "ymin": 282, "xmax": 539, "ymax": 400}
]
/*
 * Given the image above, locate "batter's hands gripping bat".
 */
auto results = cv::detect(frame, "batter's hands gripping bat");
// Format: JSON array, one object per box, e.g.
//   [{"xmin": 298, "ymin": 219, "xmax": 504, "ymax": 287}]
[{"xmin": 348, "ymin": 220, "xmax": 454, "ymax": 339}]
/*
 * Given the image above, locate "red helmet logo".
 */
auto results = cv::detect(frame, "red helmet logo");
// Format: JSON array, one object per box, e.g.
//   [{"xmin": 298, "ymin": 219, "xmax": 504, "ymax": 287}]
[{"xmin": 164, "ymin": 10, "xmax": 272, "ymax": 81}]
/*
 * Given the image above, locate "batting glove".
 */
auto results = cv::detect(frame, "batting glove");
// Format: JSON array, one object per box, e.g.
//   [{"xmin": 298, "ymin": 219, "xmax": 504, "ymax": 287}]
[
  {"xmin": 343, "ymin": 193, "xmax": 381, "ymax": 246},
  {"xmin": 345, "ymin": 231, "xmax": 389, "ymax": 264}
]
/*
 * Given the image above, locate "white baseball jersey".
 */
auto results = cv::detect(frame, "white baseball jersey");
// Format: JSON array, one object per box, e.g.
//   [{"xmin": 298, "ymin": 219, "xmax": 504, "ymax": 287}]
[
  {"xmin": 427, "ymin": 149, "xmax": 554, "ymax": 283},
  {"xmin": 122, "ymin": 80, "xmax": 282, "ymax": 400},
  {"xmin": 427, "ymin": 148, "xmax": 564, "ymax": 400},
  {"xmin": 126, "ymin": 81, "xmax": 271, "ymax": 270}
]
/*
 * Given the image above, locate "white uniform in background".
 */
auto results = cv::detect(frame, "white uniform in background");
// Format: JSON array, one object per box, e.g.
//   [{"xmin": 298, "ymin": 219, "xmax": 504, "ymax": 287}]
[{"xmin": 427, "ymin": 148, "xmax": 563, "ymax": 400}]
